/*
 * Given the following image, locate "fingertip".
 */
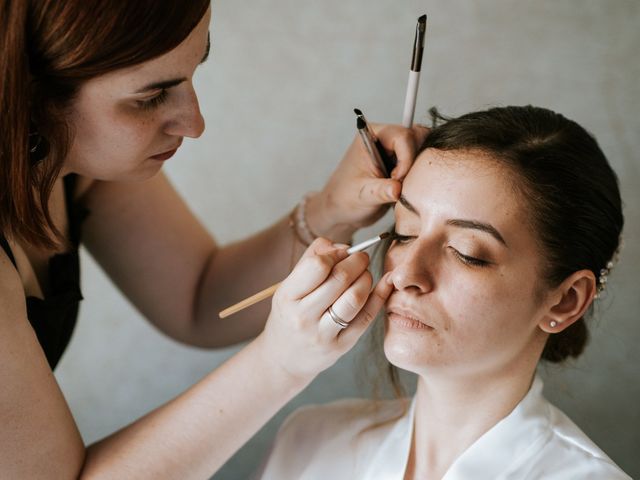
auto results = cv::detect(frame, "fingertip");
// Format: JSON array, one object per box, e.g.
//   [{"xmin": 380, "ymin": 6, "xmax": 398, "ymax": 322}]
[
  {"xmin": 378, "ymin": 272, "xmax": 395, "ymax": 293},
  {"xmin": 349, "ymin": 250, "xmax": 370, "ymax": 266},
  {"xmin": 309, "ymin": 237, "xmax": 333, "ymax": 252},
  {"xmin": 311, "ymin": 238, "xmax": 346, "ymax": 256},
  {"xmin": 388, "ymin": 181, "xmax": 401, "ymax": 200}
]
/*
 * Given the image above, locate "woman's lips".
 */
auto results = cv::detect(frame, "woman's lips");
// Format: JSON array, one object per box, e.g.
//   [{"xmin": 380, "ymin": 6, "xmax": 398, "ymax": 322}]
[
  {"xmin": 387, "ymin": 311, "xmax": 434, "ymax": 330},
  {"xmin": 150, "ymin": 148, "xmax": 178, "ymax": 161}
]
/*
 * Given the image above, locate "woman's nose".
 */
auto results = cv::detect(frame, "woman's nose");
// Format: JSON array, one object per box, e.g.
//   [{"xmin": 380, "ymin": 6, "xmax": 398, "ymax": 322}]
[
  {"xmin": 164, "ymin": 87, "xmax": 205, "ymax": 138},
  {"xmin": 387, "ymin": 241, "xmax": 434, "ymax": 294}
]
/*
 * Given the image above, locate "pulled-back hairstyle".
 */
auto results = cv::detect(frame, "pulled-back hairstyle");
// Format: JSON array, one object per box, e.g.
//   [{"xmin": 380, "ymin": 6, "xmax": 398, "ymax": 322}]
[
  {"xmin": 422, "ymin": 105, "xmax": 623, "ymax": 362},
  {"xmin": 364, "ymin": 105, "xmax": 624, "ymax": 405},
  {"xmin": 0, "ymin": 0, "xmax": 210, "ymax": 248}
]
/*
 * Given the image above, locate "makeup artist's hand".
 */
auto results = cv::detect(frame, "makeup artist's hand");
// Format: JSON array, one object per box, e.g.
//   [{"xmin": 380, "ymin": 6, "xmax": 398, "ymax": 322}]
[
  {"xmin": 255, "ymin": 238, "xmax": 393, "ymax": 382},
  {"xmin": 306, "ymin": 123, "xmax": 429, "ymax": 242}
]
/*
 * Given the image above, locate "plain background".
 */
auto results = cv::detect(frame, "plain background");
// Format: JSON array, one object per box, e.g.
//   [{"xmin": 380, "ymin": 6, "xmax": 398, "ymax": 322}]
[{"xmin": 54, "ymin": 1, "xmax": 639, "ymax": 478}]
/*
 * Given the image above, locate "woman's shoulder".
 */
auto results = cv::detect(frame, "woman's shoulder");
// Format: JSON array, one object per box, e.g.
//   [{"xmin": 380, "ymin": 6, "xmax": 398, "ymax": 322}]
[
  {"xmin": 259, "ymin": 397, "xmax": 410, "ymax": 480},
  {"xmin": 536, "ymin": 403, "xmax": 631, "ymax": 479},
  {"xmin": 279, "ymin": 397, "xmax": 409, "ymax": 436},
  {"xmin": 0, "ymin": 244, "xmax": 27, "ymax": 311}
]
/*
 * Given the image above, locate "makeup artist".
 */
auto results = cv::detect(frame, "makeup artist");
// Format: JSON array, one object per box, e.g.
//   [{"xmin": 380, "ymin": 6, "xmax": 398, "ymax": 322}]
[{"xmin": 0, "ymin": 1, "xmax": 426, "ymax": 478}]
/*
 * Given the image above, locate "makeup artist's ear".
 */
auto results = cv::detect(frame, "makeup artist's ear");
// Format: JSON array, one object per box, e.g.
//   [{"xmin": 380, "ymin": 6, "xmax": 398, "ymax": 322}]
[
  {"xmin": 375, "ymin": 124, "xmax": 430, "ymax": 180},
  {"xmin": 538, "ymin": 270, "xmax": 597, "ymax": 333}
]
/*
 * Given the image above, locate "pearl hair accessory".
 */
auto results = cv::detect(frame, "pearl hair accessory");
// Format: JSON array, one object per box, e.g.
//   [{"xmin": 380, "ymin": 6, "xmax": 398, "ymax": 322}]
[{"xmin": 594, "ymin": 236, "xmax": 623, "ymax": 299}]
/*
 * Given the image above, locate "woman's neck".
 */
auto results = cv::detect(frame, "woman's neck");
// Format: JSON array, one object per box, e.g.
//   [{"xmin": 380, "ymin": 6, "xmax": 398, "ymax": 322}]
[{"xmin": 404, "ymin": 367, "xmax": 536, "ymax": 480}]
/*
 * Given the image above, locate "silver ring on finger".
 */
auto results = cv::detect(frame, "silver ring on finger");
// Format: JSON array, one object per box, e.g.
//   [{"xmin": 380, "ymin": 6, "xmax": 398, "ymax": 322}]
[{"xmin": 328, "ymin": 305, "xmax": 349, "ymax": 329}]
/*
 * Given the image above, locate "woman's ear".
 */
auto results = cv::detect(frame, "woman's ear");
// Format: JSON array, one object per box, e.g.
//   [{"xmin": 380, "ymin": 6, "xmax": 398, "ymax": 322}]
[{"xmin": 539, "ymin": 270, "xmax": 597, "ymax": 334}]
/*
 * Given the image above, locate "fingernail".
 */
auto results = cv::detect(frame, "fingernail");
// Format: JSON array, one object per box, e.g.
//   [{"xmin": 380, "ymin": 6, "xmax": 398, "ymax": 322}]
[{"xmin": 333, "ymin": 243, "xmax": 350, "ymax": 249}]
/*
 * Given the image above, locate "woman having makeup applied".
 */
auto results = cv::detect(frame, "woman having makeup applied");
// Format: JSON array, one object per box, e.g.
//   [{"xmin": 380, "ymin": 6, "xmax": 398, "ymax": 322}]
[
  {"xmin": 259, "ymin": 106, "xmax": 631, "ymax": 479},
  {"xmin": 0, "ymin": 1, "xmax": 427, "ymax": 478}
]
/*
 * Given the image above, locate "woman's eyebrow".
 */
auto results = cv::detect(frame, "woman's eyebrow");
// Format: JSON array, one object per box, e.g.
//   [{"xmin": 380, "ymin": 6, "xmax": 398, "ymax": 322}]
[
  {"xmin": 134, "ymin": 33, "xmax": 211, "ymax": 94},
  {"xmin": 398, "ymin": 195, "xmax": 507, "ymax": 247},
  {"xmin": 398, "ymin": 195, "xmax": 418, "ymax": 214},
  {"xmin": 446, "ymin": 219, "xmax": 507, "ymax": 247}
]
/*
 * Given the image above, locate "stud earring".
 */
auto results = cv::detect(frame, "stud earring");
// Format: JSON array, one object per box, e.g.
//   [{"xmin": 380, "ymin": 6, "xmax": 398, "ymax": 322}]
[{"xmin": 550, "ymin": 320, "xmax": 558, "ymax": 328}]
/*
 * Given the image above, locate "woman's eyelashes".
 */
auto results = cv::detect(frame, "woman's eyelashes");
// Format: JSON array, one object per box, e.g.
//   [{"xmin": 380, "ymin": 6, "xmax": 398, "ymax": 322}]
[
  {"xmin": 391, "ymin": 232, "xmax": 414, "ymax": 244},
  {"xmin": 449, "ymin": 247, "xmax": 490, "ymax": 267},
  {"xmin": 391, "ymin": 230, "xmax": 491, "ymax": 268},
  {"xmin": 137, "ymin": 89, "xmax": 169, "ymax": 110}
]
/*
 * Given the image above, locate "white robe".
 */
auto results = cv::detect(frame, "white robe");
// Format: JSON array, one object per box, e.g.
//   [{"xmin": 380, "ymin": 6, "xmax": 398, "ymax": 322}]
[{"xmin": 259, "ymin": 377, "xmax": 630, "ymax": 479}]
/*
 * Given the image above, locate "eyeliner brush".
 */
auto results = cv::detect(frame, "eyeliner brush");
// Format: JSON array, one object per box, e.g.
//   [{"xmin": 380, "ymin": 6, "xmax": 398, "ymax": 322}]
[
  {"xmin": 356, "ymin": 116, "xmax": 388, "ymax": 176},
  {"xmin": 218, "ymin": 232, "xmax": 392, "ymax": 319},
  {"xmin": 354, "ymin": 108, "xmax": 396, "ymax": 176},
  {"xmin": 402, "ymin": 14, "xmax": 427, "ymax": 128}
]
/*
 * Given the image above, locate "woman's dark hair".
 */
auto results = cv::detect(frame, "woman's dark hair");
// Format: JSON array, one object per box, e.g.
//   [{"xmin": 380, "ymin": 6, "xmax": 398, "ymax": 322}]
[
  {"xmin": 421, "ymin": 105, "xmax": 623, "ymax": 363},
  {"xmin": 362, "ymin": 105, "xmax": 624, "ymax": 414},
  {"xmin": 0, "ymin": 0, "xmax": 210, "ymax": 248}
]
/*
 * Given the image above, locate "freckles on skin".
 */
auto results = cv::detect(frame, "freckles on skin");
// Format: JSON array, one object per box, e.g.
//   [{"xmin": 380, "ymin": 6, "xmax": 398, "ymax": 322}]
[
  {"xmin": 62, "ymin": 10, "xmax": 212, "ymax": 181},
  {"xmin": 383, "ymin": 149, "xmax": 549, "ymax": 375}
]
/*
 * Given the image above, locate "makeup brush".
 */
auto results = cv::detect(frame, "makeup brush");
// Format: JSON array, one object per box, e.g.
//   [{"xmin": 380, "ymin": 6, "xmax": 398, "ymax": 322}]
[
  {"xmin": 402, "ymin": 14, "xmax": 427, "ymax": 128},
  {"xmin": 354, "ymin": 108, "xmax": 396, "ymax": 176},
  {"xmin": 218, "ymin": 232, "xmax": 392, "ymax": 319}
]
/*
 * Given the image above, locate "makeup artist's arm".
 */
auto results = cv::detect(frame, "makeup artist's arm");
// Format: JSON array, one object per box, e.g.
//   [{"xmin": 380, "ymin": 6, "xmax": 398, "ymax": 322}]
[
  {"xmin": 0, "ymin": 237, "xmax": 393, "ymax": 479},
  {"xmin": 80, "ymin": 124, "xmax": 426, "ymax": 347}
]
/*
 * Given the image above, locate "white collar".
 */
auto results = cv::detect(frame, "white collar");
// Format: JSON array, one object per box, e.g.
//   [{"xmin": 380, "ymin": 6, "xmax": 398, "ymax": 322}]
[
  {"xmin": 442, "ymin": 376, "xmax": 551, "ymax": 479},
  {"xmin": 362, "ymin": 376, "xmax": 551, "ymax": 480}
]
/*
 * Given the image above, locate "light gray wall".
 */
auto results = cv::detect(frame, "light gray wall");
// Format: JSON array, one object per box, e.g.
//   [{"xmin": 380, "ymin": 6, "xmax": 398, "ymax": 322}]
[{"xmin": 55, "ymin": 1, "xmax": 640, "ymax": 478}]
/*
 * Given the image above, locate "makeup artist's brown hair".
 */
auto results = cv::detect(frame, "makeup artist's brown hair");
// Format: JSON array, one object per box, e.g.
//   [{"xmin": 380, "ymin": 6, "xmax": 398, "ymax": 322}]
[{"xmin": 0, "ymin": 0, "xmax": 210, "ymax": 249}]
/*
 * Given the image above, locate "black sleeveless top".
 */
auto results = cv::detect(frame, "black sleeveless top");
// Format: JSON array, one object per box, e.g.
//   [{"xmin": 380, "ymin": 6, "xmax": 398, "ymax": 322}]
[{"xmin": 0, "ymin": 174, "xmax": 88, "ymax": 370}]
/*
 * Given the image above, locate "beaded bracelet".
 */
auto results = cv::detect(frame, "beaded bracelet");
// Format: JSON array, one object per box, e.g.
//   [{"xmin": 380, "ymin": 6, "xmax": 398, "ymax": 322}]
[{"xmin": 289, "ymin": 193, "xmax": 319, "ymax": 247}]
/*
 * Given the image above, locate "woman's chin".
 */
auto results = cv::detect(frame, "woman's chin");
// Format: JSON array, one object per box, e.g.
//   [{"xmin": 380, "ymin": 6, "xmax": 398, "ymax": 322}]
[{"xmin": 383, "ymin": 339, "xmax": 430, "ymax": 373}]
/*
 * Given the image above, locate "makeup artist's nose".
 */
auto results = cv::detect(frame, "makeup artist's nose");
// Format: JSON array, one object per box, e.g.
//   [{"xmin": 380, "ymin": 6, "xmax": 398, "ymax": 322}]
[
  {"xmin": 387, "ymin": 241, "xmax": 434, "ymax": 294},
  {"xmin": 165, "ymin": 86, "xmax": 205, "ymax": 138}
]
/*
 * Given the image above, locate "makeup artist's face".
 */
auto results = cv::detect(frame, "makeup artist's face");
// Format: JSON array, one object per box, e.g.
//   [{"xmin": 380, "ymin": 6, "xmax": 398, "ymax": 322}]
[
  {"xmin": 383, "ymin": 149, "xmax": 550, "ymax": 379},
  {"xmin": 63, "ymin": 8, "xmax": 211, "ymax": 181}
]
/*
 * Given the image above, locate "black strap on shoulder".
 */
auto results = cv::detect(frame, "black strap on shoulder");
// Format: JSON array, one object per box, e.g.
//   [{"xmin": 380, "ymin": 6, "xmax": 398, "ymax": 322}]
[{"xmin": 0, "ymin": 235, "xmax": 17, "ymax": 267}]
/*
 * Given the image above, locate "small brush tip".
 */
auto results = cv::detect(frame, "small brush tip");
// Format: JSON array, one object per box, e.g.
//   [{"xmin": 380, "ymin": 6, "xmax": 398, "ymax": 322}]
[
  {"xmin": 356, "ymin": 117, "xmax": 366, "ymax": 129},
  {"xmin": 379, "ymin": 232, "xmax": 391, "ymax": 240},
  {"xmin": 418, "ymin": 14, "xmax": 427, "ymax": 24},
  {"xmin": 354, "ymin": 107, "xmax": 363, "ymax": 116}
]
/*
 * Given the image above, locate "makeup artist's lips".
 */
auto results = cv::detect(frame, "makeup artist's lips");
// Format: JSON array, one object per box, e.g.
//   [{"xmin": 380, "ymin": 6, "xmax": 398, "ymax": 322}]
[{"xmin": 386, "ymin": 306, "xmax": 434, "ymax": 330}]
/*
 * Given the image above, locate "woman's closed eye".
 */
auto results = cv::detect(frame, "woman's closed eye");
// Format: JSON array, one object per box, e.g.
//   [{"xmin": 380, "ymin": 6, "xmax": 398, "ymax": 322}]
[
  {"xmin": 137, "ymin": 89, "xmax": 169, "ymax": 110},
  {"xmin": 392, "ymin": 230, "xmax": 491, "ymax": 268},
  {"xmin": 449, "ymin": 247, "xmax": 490, "ymax": 268}
]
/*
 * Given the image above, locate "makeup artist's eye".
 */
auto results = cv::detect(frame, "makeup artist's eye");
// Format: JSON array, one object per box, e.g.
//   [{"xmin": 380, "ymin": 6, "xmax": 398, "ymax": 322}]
[
  {"xmin": 450, "ymin": 248, "xmax": 490, "ymax": 268},
  {"xmin": 137, "ymin": 89, "xmax": 169, "ymax": 110}
]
